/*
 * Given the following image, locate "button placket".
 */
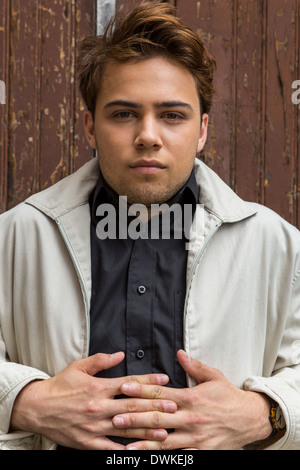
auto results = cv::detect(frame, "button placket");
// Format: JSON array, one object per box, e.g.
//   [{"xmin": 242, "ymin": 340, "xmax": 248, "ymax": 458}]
[{"xmin": 126, "ymin": 238, "xmax": 155, "ymax": 375}]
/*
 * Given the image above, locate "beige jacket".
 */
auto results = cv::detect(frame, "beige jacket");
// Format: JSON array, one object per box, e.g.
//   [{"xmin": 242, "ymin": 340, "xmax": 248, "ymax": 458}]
[{"xmin": 1, "ymin": 158, "xmax": 300, "ymax": 450}]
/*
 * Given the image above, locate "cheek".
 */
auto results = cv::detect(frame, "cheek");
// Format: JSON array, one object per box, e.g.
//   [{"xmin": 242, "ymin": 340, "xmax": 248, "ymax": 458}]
[
  {"xmin": 167, "ymin": 127, "xmax": 200, "ymax": 151},
  {"xmin": 168, "ymin": 138, "xmax": 198, "ymax": 164},
  {"xmin": 95, "ymin": 130, "xmax": 124, "ymax": 163}
]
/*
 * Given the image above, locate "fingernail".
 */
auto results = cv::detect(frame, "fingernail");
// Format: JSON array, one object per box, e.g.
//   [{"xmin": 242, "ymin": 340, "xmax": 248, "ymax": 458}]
[
  {"xmin": 157, "ymin": 374, "xmax": 169, "ymax": 384},
  {"xmin": 181, "ymin": 350, "xmax": 191, "ymax": 361},
  {"xmin": 110, "ymin": 351, "xmax": 124, "ymax": 358},
  {"xmin": 113, "ymin": 416, "xmax": 125, "ymax": 427},
  {"xmin": 122, "ymin": 382, "xmax": 133, "ymax": 393},
  {"xmin": 127, "ymin": 445, "xmax": 138, "ymax": 450},
  {"xmin": 154, "ymin": 430, "xmax": 167, "ymax": 440},
  {"xmin": 164, "ymin": 402, "xmax": 177, "ymax": 412}
]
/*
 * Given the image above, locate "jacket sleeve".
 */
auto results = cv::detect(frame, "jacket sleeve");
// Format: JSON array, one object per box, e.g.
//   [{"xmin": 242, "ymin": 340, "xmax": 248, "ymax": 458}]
[
  {"xmin": 0, "ymin": 205, "xmax": 51, "ymax": 450},
  {"xmin": 0, "ymin": 330, "xmax": 50, "ymax": 449},
  {"xmin": 244, "ymin": 264, "xmax": 300, "ymax": 450}
]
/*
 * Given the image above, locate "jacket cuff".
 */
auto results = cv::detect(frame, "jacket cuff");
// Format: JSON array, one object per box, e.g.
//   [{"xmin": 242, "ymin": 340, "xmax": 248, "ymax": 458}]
[
  {"xmin": 243, "ymin": 374, "xmax": 300, "ymax": 450},
  {"xmin": 0, "ymin": 362, "xmax": 50, "ymax": 436}
]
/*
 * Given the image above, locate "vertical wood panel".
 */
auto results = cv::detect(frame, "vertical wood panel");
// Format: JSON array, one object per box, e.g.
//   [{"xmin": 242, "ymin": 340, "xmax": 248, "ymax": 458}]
[
  {"xmin": 177, "ymin": 0, "xmax": 234, "ymax": 186},
  {"xmin": 8, "ymin": 0, "xmax": 40, "ymax": 207},
  {"xmin": 264, "ymin": 0, "xmax": 298, "ymax": 223},
  {"xmin": 73, "ymin": 0, "xmax": 96, "ymax": 172},
  {"xmin": 39, "ymin": 0, "xmax": 75, "ymax": 189},
  {"xmin": 234, "ymin": 0, "xmax": 266, "ymax": 204},
  {"xmin": 0, "ymin": 0, "xmax": 10, "ymax": 213},
  {"xmin": 0, "ymin": 0, "xmax": 95, "ymax": 212}
]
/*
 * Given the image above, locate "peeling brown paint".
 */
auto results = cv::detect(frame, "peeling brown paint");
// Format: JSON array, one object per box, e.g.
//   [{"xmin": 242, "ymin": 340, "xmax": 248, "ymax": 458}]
[
  {"xmin": 0, "ymin": 0, "xmax": 95, "ymax": 210},
  {"xmin": 1, "ymin": 0, "xmax": 299, "ymax": 228}
]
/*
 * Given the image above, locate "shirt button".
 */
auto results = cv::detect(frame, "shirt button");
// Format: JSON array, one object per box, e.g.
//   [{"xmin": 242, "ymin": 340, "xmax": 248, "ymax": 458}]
[
  {"xmin": 136, "ymin": 349, "xmax": 145, "ymax": 359},
  {"xmin": 137, "ymin": 285, "xmax": 146, "ymax": 295}
]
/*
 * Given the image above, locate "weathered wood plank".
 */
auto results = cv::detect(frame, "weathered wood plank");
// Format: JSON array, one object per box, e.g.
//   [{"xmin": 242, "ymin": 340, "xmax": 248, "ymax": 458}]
[
  {"xmin": 234, "ymin": 0, "xmax": 265, "ymax": 205},
  {"xmin": 264, "ymin": 0, "xmax": 298, "ymax": 223},
  {"xmin": 0, "ymin": 0, "xmax": 10, "ymax": 213},
  {"xmin": 177, "ymin": 0, "xmax": 234, "ymax": 187}
]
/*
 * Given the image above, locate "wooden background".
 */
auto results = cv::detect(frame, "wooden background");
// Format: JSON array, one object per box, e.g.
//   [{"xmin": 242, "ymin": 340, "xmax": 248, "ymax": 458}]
[{"xmin": 1, "ymin": 0, "xmax": 300, "ymax": 228}]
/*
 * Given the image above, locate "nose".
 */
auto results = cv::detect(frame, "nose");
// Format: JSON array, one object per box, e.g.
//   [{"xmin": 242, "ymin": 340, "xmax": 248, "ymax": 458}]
[{"xmin": 134, "ymin": 116, "xmax": 163, "ymax": 150}]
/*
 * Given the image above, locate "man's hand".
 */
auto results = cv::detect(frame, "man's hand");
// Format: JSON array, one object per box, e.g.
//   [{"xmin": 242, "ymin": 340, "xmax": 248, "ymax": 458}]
[
  {"xmin": 10, "ymin": 352, "xmax": 177, "ymax": 450},
  {"xmin": 112, "ymin": 350, "xmax": 272, "ymax": 450}
]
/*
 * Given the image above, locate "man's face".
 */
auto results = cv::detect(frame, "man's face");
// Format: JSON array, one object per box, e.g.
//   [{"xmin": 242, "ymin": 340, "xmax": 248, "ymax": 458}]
[{"xmin": 84, "ymin": 56, "xmax": 208, "ymax": 206}]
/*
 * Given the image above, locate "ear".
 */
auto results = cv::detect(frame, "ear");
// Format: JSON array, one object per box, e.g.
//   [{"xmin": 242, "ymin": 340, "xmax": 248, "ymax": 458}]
[
  {"xmin": 196, "ymin": 113, "xmax": 209, "ymax": 154},
  {"xmin": 83, "ymin": 110, "xmax": 97, "ymax": 150}
]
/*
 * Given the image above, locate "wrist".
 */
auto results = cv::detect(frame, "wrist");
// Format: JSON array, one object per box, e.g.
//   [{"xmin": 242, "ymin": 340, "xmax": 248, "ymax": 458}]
[
  {"xmin": 240, "ymin": 391, "xmax": 272, "ymax": 447},
  {"xmin": 10, "ymin": 380, "xmax": 45, "ymax": 433},
  {"xmin": 244, "ymin": 392, "xmax": 286, "ymax": 450},
  {"xmin": 249, "ymin": 391, "xmax": 273, "ymax": 441}
]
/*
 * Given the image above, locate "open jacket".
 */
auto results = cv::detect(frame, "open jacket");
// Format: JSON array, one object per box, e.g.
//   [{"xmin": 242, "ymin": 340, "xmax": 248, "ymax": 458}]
[{"xmin": 0, "ymin": 158, "xmax": 300, "ymax": 450}]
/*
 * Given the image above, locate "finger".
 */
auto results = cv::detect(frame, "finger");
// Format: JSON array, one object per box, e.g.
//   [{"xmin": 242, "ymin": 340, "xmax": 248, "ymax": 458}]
[
  {"xmin": 125, "ymin": 432, "xmax": 191, "ymax": 451},
  {"xmin": 129, "ymin": 373, "xmax": 170, "ymax": 386},
  {"xmin": 112, "ymin": 397, "xmax": 177, "ymax": 416},
  {"xmin": 93, "ymin": 418, "xmax": 168, "ymax": 443},
  {"xmin": 120, "ymin": 381, "xmax": 182, "ymax": 402},
  {"xmin": 87, "ymin": 436, "xmax": 125, "ymax": 451},
  {"xmin": 78, "ymin": 352, "xmax": 125, "ymax": 376},
  {"xmin": 68, "ymin": 419, "xmax": 126, "ymax": 450},
  {"xmin": 105, "ymin": 373, "xmax": 170, "ymax": 397},
  {"xmin": 177, "ymin": 349, "xmax": 221, "ymax": 384},
  {"xmin": 109, "ymin": 426, "xmax": 168, "ymax": 442},
  {"xmin": 112, "ymin": 410, "xmax": 178, "ymax": 430},
  {"xmin": 101, "ymin": 397, "xmax": 177, "ymax": 420},
  {"xmin": 97, "ymin": 395, "xmax": 177, "ymax": 420}
]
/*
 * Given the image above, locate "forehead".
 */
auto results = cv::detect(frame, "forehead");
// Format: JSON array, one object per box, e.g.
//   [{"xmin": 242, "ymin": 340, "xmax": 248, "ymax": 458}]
[{"xmin": 96, "ymin": 56, "xmax": 200, "ymax": 107}]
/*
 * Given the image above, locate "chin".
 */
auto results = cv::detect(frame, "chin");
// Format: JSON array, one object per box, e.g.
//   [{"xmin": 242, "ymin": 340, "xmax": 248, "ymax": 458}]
[{"xmin": 125, "ymin": 187, "xmax": 179, "ymax": 207}]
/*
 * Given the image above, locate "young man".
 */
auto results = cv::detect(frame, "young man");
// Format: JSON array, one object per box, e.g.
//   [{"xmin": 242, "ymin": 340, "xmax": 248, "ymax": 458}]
[{"xmin": 0, "ymin": 2, "xmax": 300, "ymax": 450}]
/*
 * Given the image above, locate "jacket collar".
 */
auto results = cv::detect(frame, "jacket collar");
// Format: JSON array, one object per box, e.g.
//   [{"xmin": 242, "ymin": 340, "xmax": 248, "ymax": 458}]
[
  {"xmin": 194, "ymin": 159, "xmax": 257, "ymax": 223},
  {"xmin": 26, "ymin": 158, "xmax": 257, "ymax": 223},
  {"xmin": 26, "ymin": 158, "xmax": 100, "ymax": 219}
]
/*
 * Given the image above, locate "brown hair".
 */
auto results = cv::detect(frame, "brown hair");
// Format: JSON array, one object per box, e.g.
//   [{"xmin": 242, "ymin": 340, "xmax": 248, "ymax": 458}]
[{"xmin": 76, "ymin": 1, "xmax": 216, "ymax": 118}]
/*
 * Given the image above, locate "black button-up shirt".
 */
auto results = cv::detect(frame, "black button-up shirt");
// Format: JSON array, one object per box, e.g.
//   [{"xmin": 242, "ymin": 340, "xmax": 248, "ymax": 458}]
[
  {"xmin": 88, "ymin": 170, "xmax": 198, "ymax": 389},
  {"xmin": 57, "ymin": 170, "xmax": 199, "ymax": 450}
]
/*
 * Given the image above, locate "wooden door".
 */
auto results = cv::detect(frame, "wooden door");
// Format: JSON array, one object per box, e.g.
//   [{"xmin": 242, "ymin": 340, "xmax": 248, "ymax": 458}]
[
  {"xmin": 1, "ymin": 0, "xmax": 299, "ymax": 229},
  {"xmin": 176, "ymin": 0, "xmax": 300, "ymax": 226},
  {"xmin": 0, "ymin": 0, "xmax": 95, "ymax": 213}
]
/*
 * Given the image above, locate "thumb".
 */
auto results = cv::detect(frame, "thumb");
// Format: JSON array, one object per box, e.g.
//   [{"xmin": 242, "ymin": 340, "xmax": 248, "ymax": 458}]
[
  {"xmin": 78, "ymin": 351, "xmax": 125, "ymax": 376},
  {"xmin": 177, "ymin": 349, "xmax": 220, "ymax": 384}
]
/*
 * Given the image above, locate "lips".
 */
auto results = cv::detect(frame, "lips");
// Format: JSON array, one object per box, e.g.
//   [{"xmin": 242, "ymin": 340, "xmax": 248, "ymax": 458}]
[
  {"xmin": 130, "ymin": 159, "xmax": 166, "ymax": 175},
  {"xmin": 131, "ymin": 159, "xmax": 166, "ymax": 169}
]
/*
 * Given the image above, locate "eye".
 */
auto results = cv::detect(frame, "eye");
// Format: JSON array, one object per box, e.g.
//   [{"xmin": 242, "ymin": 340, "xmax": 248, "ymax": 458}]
[
  {"xmin": 162, "ymin": 112, "xmax": 185, "ymax": 121},
  {"xmin": 113, "ymin": 111, "xmax": 136, "ymax": 119}
]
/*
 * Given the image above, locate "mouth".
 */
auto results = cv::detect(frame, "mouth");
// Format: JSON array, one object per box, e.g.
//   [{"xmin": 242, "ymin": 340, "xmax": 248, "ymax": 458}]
[{"xmin": 130, "ymin": 159, "xmax": 166, "ymax": 175}]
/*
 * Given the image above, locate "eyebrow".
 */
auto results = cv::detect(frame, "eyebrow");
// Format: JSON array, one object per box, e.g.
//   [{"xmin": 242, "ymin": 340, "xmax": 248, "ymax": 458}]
[
  {"xmin": 104, "ymin": 100, "xmax": 193, "ymax": 111},
  {"xmin": 155, "ymin": 101, "xmax": 193, "ymax": 111},
  {"xmin": 104, "ymin": 100, "xmax": 141, "ymax": 109}
]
